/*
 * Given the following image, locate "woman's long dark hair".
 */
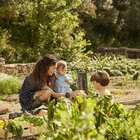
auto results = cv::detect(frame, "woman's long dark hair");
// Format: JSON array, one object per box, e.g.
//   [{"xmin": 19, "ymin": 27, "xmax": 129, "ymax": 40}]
[{"xmin": 31, "ymin": 54, "xmax": 58, "ymax": 88}]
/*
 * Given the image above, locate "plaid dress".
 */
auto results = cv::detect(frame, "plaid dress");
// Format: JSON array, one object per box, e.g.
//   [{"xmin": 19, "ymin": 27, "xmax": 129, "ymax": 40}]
[
  {"xmin": 19, "ymin": 75, "xmax": 40, "ymax": 110},
  {"xmin": 19, "ymin": 74, "xmax": 56, "ymax": 110}
]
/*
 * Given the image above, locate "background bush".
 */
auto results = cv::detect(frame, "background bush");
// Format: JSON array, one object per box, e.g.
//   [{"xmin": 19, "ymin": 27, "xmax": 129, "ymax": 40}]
[{"xmin": 0, "ymin": 73, "xmax": 22, "ymax": 94}]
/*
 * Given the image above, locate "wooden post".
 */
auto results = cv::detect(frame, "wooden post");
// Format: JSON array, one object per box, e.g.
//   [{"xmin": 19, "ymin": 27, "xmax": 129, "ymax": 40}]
[{"xmin": 77, "ymin": 71, "xmax": 88, "ymax": 94}]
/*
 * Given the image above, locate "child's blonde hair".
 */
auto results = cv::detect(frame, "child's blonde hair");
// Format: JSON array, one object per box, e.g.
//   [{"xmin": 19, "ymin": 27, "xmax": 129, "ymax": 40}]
[
  {"xmin": 57, "ymin": 60, "xmax": 67, "ymax": 69},
  {"xmin": 90, "ymin": 70, "xmax": 110, "ymax": 86}
]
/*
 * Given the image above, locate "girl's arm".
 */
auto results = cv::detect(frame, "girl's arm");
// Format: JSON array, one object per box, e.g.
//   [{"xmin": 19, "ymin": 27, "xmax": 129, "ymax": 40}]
[
  {"xmin": 65, "ymin": 78, "xmax": 73, "ymax": 84},
  {"xmin": 65, "ymin": 74, "xmax": 73, "ymax": 85}
]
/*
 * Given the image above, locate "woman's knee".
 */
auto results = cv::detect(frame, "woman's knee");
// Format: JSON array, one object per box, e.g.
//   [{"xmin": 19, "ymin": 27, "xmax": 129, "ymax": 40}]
[
  {"xmin": 44, "ymin": 92, "xmax": 51, "ymax": 99},
  {"xmin": 39, "ymin": 90, "xmax": 52, "ymax": 101}
]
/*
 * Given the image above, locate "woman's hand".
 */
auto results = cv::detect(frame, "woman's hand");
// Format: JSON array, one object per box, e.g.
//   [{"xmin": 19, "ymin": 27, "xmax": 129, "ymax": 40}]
[{"xmin": 70, "ymin": 91, "xmax": 77, "ymax": 98}]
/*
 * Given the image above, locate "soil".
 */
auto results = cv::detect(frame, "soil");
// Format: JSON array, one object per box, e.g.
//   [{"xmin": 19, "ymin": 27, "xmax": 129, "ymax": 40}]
[
  {"xmin": 0, "ymin": 87, "xmax": 139, "ymax": 117},
  {"xmin": 109, "ymin": 78, "xmax": 140, "ymax": 110}
]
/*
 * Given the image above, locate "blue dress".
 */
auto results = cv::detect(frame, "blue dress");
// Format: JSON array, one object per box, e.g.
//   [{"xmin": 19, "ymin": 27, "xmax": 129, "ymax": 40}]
[{"xmin": 55, "ymin": 73, "xmax": 72, "ymax": 93}]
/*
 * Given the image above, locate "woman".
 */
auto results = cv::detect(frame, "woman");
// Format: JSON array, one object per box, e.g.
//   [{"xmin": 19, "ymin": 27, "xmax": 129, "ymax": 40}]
[{"xmin": 19, "ymin": 54, "xmax": 76, "ymax": 111}]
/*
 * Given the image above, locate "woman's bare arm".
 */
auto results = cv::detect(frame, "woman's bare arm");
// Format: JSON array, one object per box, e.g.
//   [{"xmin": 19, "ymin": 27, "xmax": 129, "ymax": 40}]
[
  {"xmin": 51, "ymin": 92, "xmax": 66, "ymax": 98},
  {"xmin": 42, "ymin": 85, "xmax": 77, "ymax": 98},
  {"xmin": 52, "ymin": 91, "xmax": 77, "ymax": 98}
]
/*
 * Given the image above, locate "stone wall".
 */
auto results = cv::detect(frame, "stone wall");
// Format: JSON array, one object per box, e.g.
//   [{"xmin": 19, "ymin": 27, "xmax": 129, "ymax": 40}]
[
  {"xmin": 0, "ymin": 58, "xmax": 35, "ymax": 78},
  {"xmin": 97, "ymin": 47, "xmax": 140, "ymax": 58}
]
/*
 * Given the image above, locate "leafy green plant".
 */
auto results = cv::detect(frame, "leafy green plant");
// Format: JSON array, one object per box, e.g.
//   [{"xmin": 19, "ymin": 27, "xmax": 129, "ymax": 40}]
[
  {"xmin": 2, "ymin": 94, "xmax": 140, "ymax": 139},
  {"xmin": 0, "ymin": 73, "xmax": 22, "ymax": 94},
  {"xmin": 106, "ymin": 106, "xmax": 140, "ymax": 140},
  {"xmin": 45, "ymin": 97, "xmax": 104, "ymax": 140},
  {"xmin": 69, "ymin": 54, "xmax": 140, "ymax": 76},
  {"xmin": 39, "ymin": 95, "xmax": 127, "ymax": 140},
  {"xmin": 4, "ymin": 120, "xmax": 23, "ymax": 139}
]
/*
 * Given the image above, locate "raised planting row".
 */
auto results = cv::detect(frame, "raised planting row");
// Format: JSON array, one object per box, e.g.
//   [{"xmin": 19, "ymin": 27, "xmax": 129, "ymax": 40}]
[{"xmin": 0, "ymin": 92, "xmax": 140, "ymax": 140}]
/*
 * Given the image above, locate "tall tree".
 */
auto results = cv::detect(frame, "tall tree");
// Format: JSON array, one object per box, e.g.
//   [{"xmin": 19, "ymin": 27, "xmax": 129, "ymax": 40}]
[
  {"xmin": 116, "ymin": 0, "xmax": 140, "ymax": 48},
  {"xmin": 0, "ymin": 0, "xmax": 89, "ymax": 63},
  {"xmin": 79, "ymin": 0, "xmax": 140, "ymax": 50}
]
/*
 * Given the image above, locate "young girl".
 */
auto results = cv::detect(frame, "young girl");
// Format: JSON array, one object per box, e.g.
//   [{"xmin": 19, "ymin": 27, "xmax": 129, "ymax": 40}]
[{"xmin": 55, "ymin": 60, "xmax": 73, "ymax": 93}]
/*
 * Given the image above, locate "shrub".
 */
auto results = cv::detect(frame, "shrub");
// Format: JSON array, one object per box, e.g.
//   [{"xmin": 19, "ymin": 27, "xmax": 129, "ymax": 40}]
[{"xmin": 0, "ymin": 73, "xmax": 22, "ymax": 94}]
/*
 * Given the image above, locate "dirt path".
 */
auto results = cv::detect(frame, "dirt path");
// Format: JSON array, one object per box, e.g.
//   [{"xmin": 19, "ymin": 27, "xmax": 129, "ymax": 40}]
[
  {"xmin": 108, "ymin": 78, "xmax": 140, "ymax": 110},
  {"xmin": 0, "ymin": 94, "xmax": 20, "ymax": 118}
]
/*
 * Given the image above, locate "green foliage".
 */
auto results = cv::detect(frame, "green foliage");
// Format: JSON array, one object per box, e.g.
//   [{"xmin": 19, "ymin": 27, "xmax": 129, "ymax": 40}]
[
  {"xmin": 48, "ymin": 99, "xmax": 57, "ymax": 123},
  {"xmin": 106, "ymin": 107, "xmax": 140, "ymax": 140},
  {"xmin": 121, "ymin": 0, "xmax": 140, "ymax": 48},
  {"xmin": 94, "ymin": 95, "xmax": 126, "ymax": 128},
  {"xmin": 4, "ymin": 120, "xmax": 23, "ymax": 139},
  {"xmin": 23, "ymin": 114, "xmax": 44, "ymax": 127},
  {"xmin": 69, "ymin": 54, "xmax": 140, "ymax": 76},
  {"xmin": 2, "ymin": 94, "xmax": 140, "ymax": 139},
  {"xmin": 132, "ymin": 71, "xmax": 139, "ymax": 81},
  {"xmin": 0, "ymin": 73, "xmax": 22, "ymax": 94},
  {"xmin": 45, "ymin": 97, "xmax": 105, "ymax": 140},
  {"xmin": 69, "ymin": 53, "xmax": 93, "ymax": 72},
  {"xmin": 39, "ymin": 95, "xmax": 126, "ymax": 139},
  {"xmin": 0, "ymin": 28, "xmax": 17, "ymax": 63},
  {"xmin": 77, "ymin": 0, "xmax": 96, "ymax": 18},
  {"xmin": 1, "ymin": 0, "xmax": 140, "ymax": 62},
  {"xmin": 0, "ymin": 0, "xmax": 89, "ymax": 63},
  {"xmin": 80, "ymin": 0, "xmax": 120, "ymax": 50},
  {"xmin": 79, "ymin": 0, "xmax": 140, "ymax": 50}
]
